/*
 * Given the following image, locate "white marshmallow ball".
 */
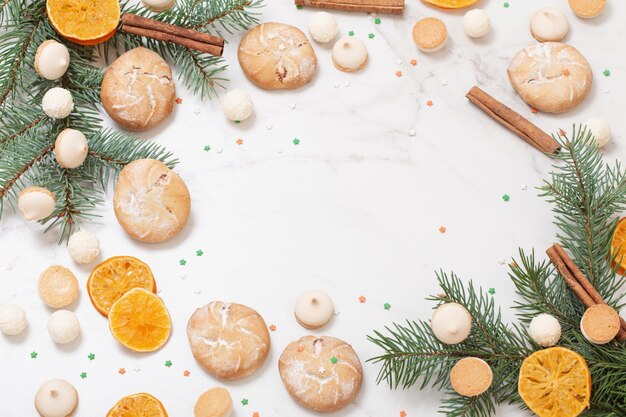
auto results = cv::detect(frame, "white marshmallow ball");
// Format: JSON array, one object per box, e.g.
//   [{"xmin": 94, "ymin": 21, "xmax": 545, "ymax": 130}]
[
  {"xmin": 0, "ymin": 304, "xmax": 28, "ymax": 336},
  {"xmin": 585, "ymin": 118, "xmax": 612, "ymax": 148},
  {"xmin": 35, "ymin": 40, "xmax": 70, "ymax": 80},
  {"xmin": 463, "ymin": 9, "xmax": 490, "ymax": 38},
  {"xmin": 67, "ymin": 230, "xmax": 100, "ymax": 264},
  {"xmin": 47, "ymin": 310, "xmax": 80, "ymax": 344},
  {"xmin": 18, "ymin": 186, "xmax": 56, "ymax": 221},
  {"xmin": 42, "ymin": 87, "xmax": 74, "ymax": 119},
  {"xmin": 431, "ymin": 302, "xmax": 472, "ymax": 344},
  {"xmin": 221, "ymin": 89, "xmax": 254, "ymax": 122},
  {"xmin": 308, "ymin": 12, "xmax": 338, "ymax": 43},
  {"xmin": 528, "ymin": 313, "xmax": 561, "ymax": 347},
  {"xmin": 54, "ymin": 129, "xmax": 88, "ymax": 169}
]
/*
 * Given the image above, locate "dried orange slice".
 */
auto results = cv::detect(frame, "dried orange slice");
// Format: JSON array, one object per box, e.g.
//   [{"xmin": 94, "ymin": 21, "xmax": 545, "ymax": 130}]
[
  {"xmin": 107, "ymin": 393, "xmax": 168, "ymax": 417},
  {"xmin": 109, "ymin": 288, "xmax": 171, "ymax": 352},
  {"xmin": 87, "ymin": 256, "xmax": 156, "ymax": 317},
  {"xmin": 422, "ymin": 0, "xmax": 479, "ymax": 8},
  {"xmin": 610, "ymin": 217, "xmax": 626, "ymax": 274},
  {"xmin": 46, "ymin": 0, "xmax": 120, "ymax": 46},
  {"xmin": 518, "ymin": 347, "xmax": 591, "ymax": 417}
]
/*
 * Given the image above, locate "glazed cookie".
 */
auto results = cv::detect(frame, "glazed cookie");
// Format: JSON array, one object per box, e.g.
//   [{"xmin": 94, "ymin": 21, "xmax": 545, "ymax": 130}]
[
  {"xmin": 332, "ymin": 37, "xmax": 368, "ymax": 72},
  {"xmin": 38, "ymin": 266, "xmax": 79, "ymax": 309},
  {"xmin": 194, "ymin": 387, "xmax": 233, "ymax": 417},
  {"xmin": 568, "ymin": 0, "xmax": 606, "ymax": 18},
  {"xmin": 450, "ymin": 357, "xmax": 493, "ymax": 397},
  {"xmin": 113, "ymin": 159, "xmax": 190, "ymax": 243},
  {"xmin": 101, "ymin": 47, "xmax": 175, "ymax": 131},
  {"xmin": 507, "ymin": 42, "xmax": 592, "ymax": 114},
  {"xmin": 412, "ymin": 17, "xmax": 447, "ymax": 53},
  {"xmin": 238, "ymin": 23, "xmax": 317, "ymax": 90},
  {"xmin": 35, "ymin": 379, "xmax": 78, "ymax": 417},
  {"xmin": 187, "ymin": 302, "xmax": 271, "ymax": 380},
  {"xmin": 278, "ymin": 336, "xmax": 363, "ymax": 413}
]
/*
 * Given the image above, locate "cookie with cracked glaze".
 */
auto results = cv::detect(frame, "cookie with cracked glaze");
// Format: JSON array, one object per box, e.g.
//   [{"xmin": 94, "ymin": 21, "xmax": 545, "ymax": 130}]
[
  {"xmin": 113, "ymin": 159, "xmax": 190, "ymax": 243},
  {"xmin": 101, "ymin": 47, "xmax": 175, "ymax": 131},
  {"xmin": 278, "ymin": 335, "xmax": 363, "ymax": 413},
  {"xmin": 238, "ymin": 22, "xmax": 317, "ymax": 90},
  {"xmin": 187, "ymin": 302, "xmax": 271, "ymax": 380}
]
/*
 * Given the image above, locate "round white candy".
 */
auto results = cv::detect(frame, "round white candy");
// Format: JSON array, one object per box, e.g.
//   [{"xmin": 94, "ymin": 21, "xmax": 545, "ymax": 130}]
[
  {"xmin": 431, "ymin": 302, "xmax": 472, "ymax": 344},
  {"xmin": 0, "ymin": 304, "xmax": 28, "ymax": 336},
  {"xmin": 42, "ymin": 88, "xmax": 73, "ymax": 119},
  {"xmin": 47, "ymin": 310, "xmax": 80, "ymax": 344},
  {"xmin": 585, "ymin": 118, "xmax": 612, "ymax": 148},
  {"xmin": 18, "ymin": 187, "xmax": 56, "ymax": 221},
  {"xmin": 35, "ymin": 40, "xmax": 70, "ymax": 81},
  {"xmin": 308, "ymin": 12, "xmax": 338, "ymax": 43},
  {"xmin": 67, "ymin": 230, "xmax": 100, "ymax": 264},
  {"xmin": 530, "ymin": 8, "xmax": 569, "ymax": 42},
  {"xmin": 528, "ymin": 313, "xmax": 561, "ymax": 347},
  {"xmin": 463, "ymin": 9, "xmax": 490, "ymax": 38},
  {"xmin": 332, "ymin": 37, "xmax": 368, "ymax": 72},
  {"xmin": 141, "ymin": 0, "xmax": 175, "ymax": 11},
  {"xmin": 221, "ymin": 89, "xmax": 254, "ymax": 122},
  {"xmin": 54, "ymin": 129, "xmax": 88, "ymax": 169},
  {"xmin": 294, "ymin": 289, "xmax": 334, "ymax": 329},
  {"xmin": 35, "ymin": 379, "xmax": 78, "ymax": 417}
]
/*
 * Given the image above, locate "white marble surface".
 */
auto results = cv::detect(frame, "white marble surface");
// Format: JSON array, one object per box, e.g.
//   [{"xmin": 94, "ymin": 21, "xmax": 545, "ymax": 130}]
[{"xmin": 1, "ymin": 0, "xmax": 625, "ymax": 416}]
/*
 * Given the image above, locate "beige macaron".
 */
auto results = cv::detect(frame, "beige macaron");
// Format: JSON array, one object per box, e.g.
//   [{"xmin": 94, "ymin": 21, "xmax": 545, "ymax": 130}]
[
  {"xmin": 412, "ymin": 17, "xmax": 448, "ymax": 53},
  {"xmin": 38, "ymin": 266, "xmax": 79, "ymax": 308},
  {"xmin": 194, "ymin": 387, "xmax": 232, "ymax": 417},
  {"xmin": 568, "ymin": 0, "xmax": 606, "ymax": 18},
  {"xmin": 450, "ymin": 357, "xmax": 493, "ymax": 397},
  {"xmin": 580, "ymin": 304, "xmax": 620, "ymax": 344}
]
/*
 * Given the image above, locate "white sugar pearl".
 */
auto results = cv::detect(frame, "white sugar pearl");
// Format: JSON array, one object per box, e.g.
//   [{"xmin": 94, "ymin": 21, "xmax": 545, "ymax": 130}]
[
  {"xmin": 585, "ymin": 118, "xmax": 611, "ymax": 148},
  {"xmin": 431, "ymin": 303, "xmax": 472, "ymax": 344},
  {"xmin": 54, "ymin": 129, "xmax": 88, "ymax": 169},
  {"xmin": 18, "ymin": 186, "xmax": 56, "ymax": 221},
  {"xmin": 47, "ymin": 310, "xmax": 80, "ymax": 344},
  {"xmin": 528, "ymin": 313, "xmax": 561, "ymax": 347},
  {"xmin": 42, "ymin": 87, "xmax": 73, "ymax": 119},
  {"xmin": 0, "ymin": 304, "xmax": 28, "ymax": 336},
  {"xmin": 463, "ymin": 9, "xmax": 490, "ymax": 38},
  {"xmin": 35, "ymin": 40, "xmax": 70, "ymax": 80},
  {"xmin": 308, "ymin": 12, "xmax": 338, "ymax": 43},
  {"xmin": 67, "ymin": 230, "xmax": 100, "ymax": 264},
  {"xmin": 221, "ymin": 89, "xmax": 254, "ymax": 122}
]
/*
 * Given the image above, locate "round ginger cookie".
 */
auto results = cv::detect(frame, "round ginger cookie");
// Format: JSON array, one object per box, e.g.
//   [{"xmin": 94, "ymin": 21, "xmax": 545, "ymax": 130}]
[
  {"xmin": 238, "ymin": 22, "xmax": 317, "ymax": 90},
  {"xmin": 450, "ymin": 357, "xmax": 493, "ymax": 397},
  {"xmin": 507, "ymin": 42, "xmax": 592, "ymax": 114},
  {"xmin": 193, "ymin": 387, "xmax": 233, "ymax": 417},
  {"xmin": 113, "ymin": 159, "xmax": 190, "ymax": 243},
  {"xmin": 187, "ymin": 302, "xmax": 270, "ymax": 380},
  {"xmin": 38, "ymin": 265, "xmax": 79, "ymax": 308},
  {"xmin": 278, "ymin": 336, "xmax": 363, "ymax": 413},
  {"xmin": 568, "ymin": 0, "xmax": 606, "ymax": 18},
  {"xmin": 101, "ymin": 47, "xmax": 175, "ymax": 131}
]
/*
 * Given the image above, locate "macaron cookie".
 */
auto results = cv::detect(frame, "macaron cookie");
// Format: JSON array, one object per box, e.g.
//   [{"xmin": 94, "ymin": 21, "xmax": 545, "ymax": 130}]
[
  {"xmin": 430, "ymin": 302, "xmax": 472, "ymax": 344},
  {"xmin": 294, "ymin": 289, "xmax": 334, "ymax": 329},
  {"xmin": 35, "ymin": 379, "xmax": 78, "ymax": 417},
  {"xmin": 450, "ymin": 357, "xmax": 493, "ymax": 397},
  {"xmin": 193, "ymin": 387, "xmax": 233, "ymax": 417},
  {"xmin": 412, "ymin": 17, "xmax": 447, "ymax": 53},
  {"xmin": 568, "ymin": 0, "xmax": 606, "ymax": 18},
  {"xmin": 580, "ymin": 304, "xmax": 620, "ymax": 344},
  {"xmin": 332, "ymin": 37, "xmax": 368, "ymax": 72}
]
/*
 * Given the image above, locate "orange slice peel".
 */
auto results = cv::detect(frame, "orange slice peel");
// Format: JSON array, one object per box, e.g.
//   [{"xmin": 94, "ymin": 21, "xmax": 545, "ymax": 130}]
[
  {"xmin": 422, "ymin": 0, "xmax": 479, "ymax": 8},
  {"xmin": 107, "ymin": 393, "xmax": 168, "ymax": 417},
  {"xmin": 46, "ymin": 0, "xmax": 121, "ymax": 45}
]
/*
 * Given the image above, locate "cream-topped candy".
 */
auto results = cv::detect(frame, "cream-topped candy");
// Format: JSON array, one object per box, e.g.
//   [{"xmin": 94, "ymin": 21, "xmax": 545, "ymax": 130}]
[
  {"xmin": 42, "ymin": 87, "xmax": 73, "ymax": 119},
  {"xmin": 54, "ymin": 129, "xmax": 88, "ymax": 169},
  {"xmin": 530, "ymin": 8, "xmax": 569, "ymax": 42},
  {"xmin": 585, "ymin": 118, "xmax": 612, "ymax": 148},
  {"xmin": 18, "ymin": 186, "xmax": 56, "ymax": 221},
  {"xmin": 528, "ymin": 313, "xmax": 561, "ymax": 347},
  {"xmin": 0, "ymin": 303, "xmax": 28, "ymax": 336},
  {"xmin": 463, "ymin": 9, "xmax": 490, "ymax": 38},
  {"xmin": 295, "ymin": 289, "xmax": 334, "ymax": 329},
  {"xmin": 431, "ymin": 302, "xmax": 472, "ymax": 344},
  {"xmin": 308, "ymin": 12, "xmax": 338, "ymax": 43},
  {"xmin": 35, "ymin": 40, "xmax": 70, "ymax": 81},
  {"xmin": 141, "ymin": 0, "xmax": 175, "ymax": 11},
  {"xmin": 221, "ymin": 89, "xmax": 254, "ymax": 122},
  {"xmin": 47, "ymin": 310, "xmax": 80, "ymax": 344},
  {"xmin": 332, "ymin": 37, "xmax": 368, "ymax": 72},
  {"xmin": 35, "ymin": 379, "xmax": 78, "ymax": 417},
  {"xmin": 67, "ymin": 230, "xmax": 100, "ymax": 264}
]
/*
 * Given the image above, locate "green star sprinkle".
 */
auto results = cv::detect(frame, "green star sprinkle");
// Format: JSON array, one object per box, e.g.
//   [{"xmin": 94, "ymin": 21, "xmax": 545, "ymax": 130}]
[
  {"xmin": 502, "ymin": 194, "xmax": 510, "ymax": 202},
  {"xmin": 374, "ymin": 18, "xmax": 381, "ymax": 25},
  {"xmin": 488, "ymin": 288, "xmax": 496, "ymax": 295},
  {"xmin": 88, "ymin": 353, "xmax": 95, "ymax": 361},
  {"xmin": 203, "ymin": 145, "xmax": 211, "ymax": 152},
  {"xmin": 241, "ymin": 399, "xmax": 249, "ymax": 406},
  {"xmin": 503, "ymin": 2, "xmax": 510, "ymax": 8},
  {"xmin": 165, "ymin": 360, "xmax": 173, "ymax": 367},
  {"xmin": 80, "ymin": 372, "xmax": 87, "ymax": 379},
  {"xmin": 296, "ymin": 4, "xmax": 303, "ymax": 9},
  {"xmin": 603, "ymin": 69, "xmax": 611, "ymax": 77},
  {"xmin": 30, "ymin": 351, "xmax": 38, "ymax": 359},
  {"xmin": 348, "ymin": 31, "xmax": 355, "ymax": 37},
  {"xmin": 330, "ymin": 356, "xmax": 338, "ymax": 364},
  {"xmin": 196, "ymin": 249, "xmax": 204, "ymax": 257},
  {"xmin": 179, "ymin": 259, "xmax": 187, "ymax": 266},
  {"xmin": 384, "ymin": 302, "xmax": 391, "ymax": 310},
  {"xmin": 368, "ymin": 33, "xmax": 375, "ymax": 39},
  {"xmin": 293, "ymin": 138, "xmax": 300, "ymax": 145}
]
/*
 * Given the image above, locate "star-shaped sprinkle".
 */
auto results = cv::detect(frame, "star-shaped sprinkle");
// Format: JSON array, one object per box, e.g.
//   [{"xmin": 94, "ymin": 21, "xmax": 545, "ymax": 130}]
[
  {"xmin": 358, "ymin": 295, "xmax": 366, "ymax": 303},
  {"xmin": 253, "ymin": 412, "xmax": 260, "ymax": 417},
  {"xmin": 603, "ymin": 69, "xmax": 611, "ymax": 77},
  {"xmin": 330, "ymin": 356, "xmax": 338, "ymax": 364},
  {"xmin": 502, "ymin": 194, "xmax": 510, "ymax": 202},
  {"xmin": 374, "ymin": 17, "xmax": 381, "ymax": 24},
  {"xmin": 183, "ymin": 370, "xmax": 190, "ymax": 377},
  {"xmin": 175, "ymin": 97, "xmax": 183, "ymax": 104},
  {"xmin": 410, "ymin": 59, "xmax": 417, "ymax": 66},
  {"xmin": 348, "ymin": 31, "xmax": 355, "ymax": 36},
  {"xmin": 235, "ymin": 120, "xmax": 241, "ymax": 124},
  {"xmin": 288, "ymin": 103, "xmax": 296, "ymax": 109},
  {"xmin": 439, "ymin": 226, "xmax": 447, "ymax": 234},
  {"xmin": 179, "ymin": 259, "xmax": 187, "ymax": 266},
  {"xmin": 292, "ymin": 138, "xmax": 300, "ymax": 145},
  {"xmin": 241, "ymin": 399, "xmax": 249, "ymax": 406},
  {"xmin": 88, "ymin": 353, "xmax": 95, "ymax": 361},
  {"xmin": 530, "ymin": 107, "xmax": 538, "ymax": 114},
  {"xmin": 395, "ymin": 71, "xmax": 402, "ymax": 78},
  {"xmin": 30, "ymin": 351, "xmax": 38, "ymax": 359},
  {"xmin": 165, "ymin": 360, "xmax": 173, "ymax": 367},
  {"xmin": 118, "ymin": 368, "xmax": 126, "ymax": 375},
  {"xmin": 368, "ymin": 33, "xmax": 375, "ymax": 39},
  {"xmin": 296, "ymin": 4, "xmax": 303, "ymax": 9},
  {"xmin": 409, "ymin": 130, "xmax": 416, "ymax": 137},
  {"xmin": 269, "ymin": 324, "xmax": 277, "ymax": 332},
  {"xmin": 488, "ymin": 288, "xmax": 496, "ymax": 295},
  {"xmin": 400, "ymin": 411, "xmax": 407, "ymax": 417},
  {"xmin": 80, "ymin": 372, "xmax": 87, "ymax": 379},
  {"xmin": 236, "ymin": 138, "xmax": 244, "ymax": 145},
  {"xmin": 196, "ymin": 249, "xmax": 204, "ymax": 256},
  {"xmin": 562, "ymin": 69, "xmax": 570, "ymax": 76},
  {"xmin": 426, "ymin": 100, "xmax": 433, "ymax": 107},
  {"xmin": 203, "ymin": 145, "xmax": 211, "ymax": 152},
  {"xmin": 503, "ymin": 2, "xmax": 510, "ymax": 8},
  {"xmin": 384, "ymin": 302, "xmax": 391, "ymax": 310}
]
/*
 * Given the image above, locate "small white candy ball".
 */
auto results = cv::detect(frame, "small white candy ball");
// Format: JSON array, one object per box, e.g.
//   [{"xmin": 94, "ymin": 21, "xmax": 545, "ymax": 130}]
[
  {"xmin": 42, "ymin": 87, "xmax": 74, "ymax": 119},
  {"xmin": 463, "ymin": 9, "xmax": 490, "ymax": 38},
  {"xmin": 67, "ymin": 230, "xmax": 100, "ymax": 264},
  {"xmin": 35, "ymin": 40, "xmax": 70, "ymax": 80},
  {"xmin": 47, "ymin": 310, "xmax": 80, "ymax": 344},
  {"xmin": 221, "ymin": 89, "xmax": 254, "ymax": 122},
  {"xmin": 528, "ymin": 313, "xmax": 561, "ymax": 347},
  {"xmin": 18, "ymin": 186, "xmax": 56, "ymax": 221},
  {"xmin": 308, "ymin": 12, "xmax": 338, "ymax": 43},
  {"xmin": 585, "ymin": 118, "xmax": 612, "ymax": 148},
  {"xmin": 54, "ymin": 129, "xmax": 88, "ymax": 169},
  {"xmin": 0, "ymin": 304, "xmax": 28, "ymax": 336},
  {"xmin": 431, "ymin": 302, "xmax": 473, "ymax": 344}
]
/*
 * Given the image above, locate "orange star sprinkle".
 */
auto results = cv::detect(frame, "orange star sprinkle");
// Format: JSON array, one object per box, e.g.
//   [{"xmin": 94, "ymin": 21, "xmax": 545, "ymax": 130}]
[
  {"xmin": 175, "ymin": 97, "xmax": 183, "ymax": 104},
  {"xmin": 358, "ymin": 295, "xmax": 366, "ymax": 303},
  {"xmin": 530, "ymin": 107, "xmax": 538, "ymax": 114},
  {"xmin": 438, "ymin": 226, "xmax": 446, "ymax": 234},
  {"xmin": 236, "ymin": 138, "xmax": 244, "ymax": 145},
  {"xmin": 562, "ymin": 69, "xmax": 570, "ymax": 76},
  {"xmin": 253, "ymin": 413, "xmax": 260, "ymax": 417},
  {"xmin": 395, "ymin": 70, "xmax": 403, "ymax": 78},
  {"xmin": 400, "ymin": 411, "xmax": 407, "ymax": 417},
  {"xmin": 183, "ymin": 370, "xmax": 190, "ymax": 377},
  {"xmin": 118, "ymin": 368, "xmax": 126, "ymax": 375},
  {"xmin": 426, "ymin": 100, "xmax": 433, "ymax": 107},
  {"xmin": 297, "ymin": 345, "xmax": 305, "ymax": 352},
  {"xmin": 269, "ymin": 324, "xmax": 277, "ymax": 332},
  {"xmin": 410, "ymin": 59, "xmax": 417, "ymax": 66}
]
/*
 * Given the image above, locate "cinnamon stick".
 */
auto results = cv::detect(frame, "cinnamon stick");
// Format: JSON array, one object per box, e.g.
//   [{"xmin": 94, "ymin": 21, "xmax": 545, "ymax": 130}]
[
  {"xmin": 121, "ymin": 25, "xmax": 223, "ymax": 56},
  {"xmin": 546, "ymin": 245, "xmax": 596, "ymax": 308},
  {"xmin": 294, "ymin": 0, "xmax": 404, "ymax": 14},
  {"xmin": 122, "ymin": 14, "xmax": 224, "ymax": 47},
  {"xmin": 466, "ymin": 86, "xmax": 560, "ymax": 155}
]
